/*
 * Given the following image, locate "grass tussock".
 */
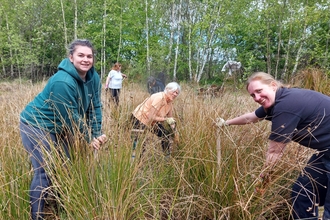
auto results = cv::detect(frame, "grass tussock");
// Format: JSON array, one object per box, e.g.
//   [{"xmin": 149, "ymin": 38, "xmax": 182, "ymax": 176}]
[
  {"xmin": 0, "ymin": 79, "xmax": 316, "ymax": 219},
  {"xmin": 291, "ymin": 68, "xmax": 330, "ymax": 95}
]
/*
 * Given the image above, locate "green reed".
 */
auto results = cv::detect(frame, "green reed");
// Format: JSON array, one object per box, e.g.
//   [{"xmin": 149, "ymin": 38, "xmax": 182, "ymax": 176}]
[{"xmin": 0, "ymin": 79, "xmax": 314, "ymax": 219}]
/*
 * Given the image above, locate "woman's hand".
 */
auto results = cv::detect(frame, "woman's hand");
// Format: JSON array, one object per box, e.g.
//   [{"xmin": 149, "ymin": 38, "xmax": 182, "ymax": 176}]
[{"xmin": 91, "ymin": 134, "xmax": 108, "ymax": 150}]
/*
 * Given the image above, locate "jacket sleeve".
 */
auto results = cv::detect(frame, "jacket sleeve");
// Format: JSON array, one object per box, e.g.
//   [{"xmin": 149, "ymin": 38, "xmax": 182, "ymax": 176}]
[{"xmin": 86, "ymin": 74, "xmax": 103, "ymax": 139}]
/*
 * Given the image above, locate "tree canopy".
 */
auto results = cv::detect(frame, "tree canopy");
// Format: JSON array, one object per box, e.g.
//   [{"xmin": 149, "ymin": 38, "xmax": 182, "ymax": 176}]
[{"xmin": 0, "ymin": 0, "xmax": 329, "ymax": 83}]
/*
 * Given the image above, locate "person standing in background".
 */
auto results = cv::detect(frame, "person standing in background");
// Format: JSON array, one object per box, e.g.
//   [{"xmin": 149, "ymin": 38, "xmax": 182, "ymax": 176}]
[
  {"xmin": 20, "ymin": 39, "xmax": 108, "ymax": 220},
  {"xmin": 105, "ymin": 62, "xmax": 127, "ymax": 106},
  {"xmin": 147, "ymin": 76, "xmax": 165, "ymax": 95}
]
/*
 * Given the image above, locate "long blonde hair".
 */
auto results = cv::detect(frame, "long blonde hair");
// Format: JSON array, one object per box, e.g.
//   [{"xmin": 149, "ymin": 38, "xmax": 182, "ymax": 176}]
[{"xmin": 246, "ymin": 72, "xmax": 285, "ymax": 90}]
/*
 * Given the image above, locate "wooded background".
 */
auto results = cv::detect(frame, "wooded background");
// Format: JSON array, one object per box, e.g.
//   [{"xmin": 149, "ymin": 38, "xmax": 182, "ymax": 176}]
[{"xmin": 0, "ymin": 0, "xmax": 329, "ymax": 83}]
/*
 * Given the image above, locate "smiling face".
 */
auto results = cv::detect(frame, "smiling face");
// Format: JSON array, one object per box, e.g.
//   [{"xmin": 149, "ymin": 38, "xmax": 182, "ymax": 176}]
[
  {"xmin": 247, "ymin": 80, "xmax": 277, "ymax": 109},
  {"xmin": 69, "ymin": 45, "xmax": 94, "ymax": 77},
  {"xmin": 166, "ymin": 89, "xmax": 179, "ymax": 102}
]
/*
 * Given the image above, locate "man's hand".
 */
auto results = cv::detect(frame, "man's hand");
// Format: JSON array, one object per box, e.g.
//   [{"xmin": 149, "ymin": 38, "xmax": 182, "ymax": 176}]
[
  {"xmin": 215, "ymin": 117, "xmax": 228, "ymax": 128},
  {"xmin": 91, "ymin": 134, "xmax": 108, "ymax": 150}
]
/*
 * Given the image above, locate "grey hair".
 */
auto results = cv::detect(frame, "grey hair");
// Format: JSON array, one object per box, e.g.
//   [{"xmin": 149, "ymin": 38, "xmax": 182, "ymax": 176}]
[{"xmin": 164, "ymin": 82, "xmax": 181, "ymax": 95}]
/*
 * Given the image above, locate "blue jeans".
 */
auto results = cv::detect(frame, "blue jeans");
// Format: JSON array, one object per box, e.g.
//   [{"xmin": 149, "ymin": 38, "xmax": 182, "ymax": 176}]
[
  {"xmin": 20, "ymin": 121, "xmax": 70, "ymax": 220},
  {"xmin": 292, "ymin": 152, "xmax": 330, "ymax": 219}
]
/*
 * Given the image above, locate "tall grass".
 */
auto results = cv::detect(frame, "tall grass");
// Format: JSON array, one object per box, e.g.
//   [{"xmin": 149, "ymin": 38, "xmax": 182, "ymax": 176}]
[{"xmin": 0, "ymin": 79, "xmax": 314, "ymax": 219}]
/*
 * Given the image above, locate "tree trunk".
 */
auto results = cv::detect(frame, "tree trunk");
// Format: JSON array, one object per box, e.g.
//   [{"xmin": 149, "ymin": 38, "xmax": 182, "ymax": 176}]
[
  {"xmin": 117, "ymin": 0, "xmax": 123, "ymax": 62},
  {"xmin": 101, "ymin": 0, "xmax": 107, "ymax": 80},
  {"xmin": 0, "ymin": 56, "xmax": 5, "ymax": 76},
  {"xmin": 173, "ymin": 0, "xmax": 182, "ymax": 81},
  {"xmin": 188, "ymin": 1, "xmax": 192, "ymax": 81},
  {"xmin": 196, "ymin": 4, "xmax": 221, "ymax": 83},
  {"xmin": 74, "ymin": 0, "xmax": 77, "ymax": 40},
  {"xmin": 60, "ymin": 0, "xmax": 68, "ymax": 47},
  {"xmin": 166, "ymin": 0, "xmax": 175, "ymax": 76},
  {"xmin": 5, "ymin": 13, "xmax": 14, "ymax": 77},
  {"xmin": 283, "ymin": 13, "xmax": 293, "ymax": 79},
  {"xmin": 274, "ymin": 0, "xmax": 286, "ymax": 79},
  {"xmin": 266, "ymin": 22, "xmax": 271, "ymax": 75},
  {"xmin": 292, "ymin": 23, "xmax": 307, "ymax": 76},
  {"xmin": 323, "ymin": 21, "xmax": 330, "ymax": 67},
  {"xmin": 145, "ymin": 0, "xmax": 150, "ymax": 75}
]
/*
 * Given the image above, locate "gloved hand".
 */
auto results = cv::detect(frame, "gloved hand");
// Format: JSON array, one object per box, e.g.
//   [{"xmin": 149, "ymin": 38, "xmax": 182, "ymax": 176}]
[
  {"xmin": 166, "ymin": 117, "xmax": 176, "ymax": 125},
  {"xmin": 215, "ymin": 117, "xmax": 228, "ymax": 128},
  {"xmin": 163, "ymin": 117, "xmax": 176, "ymax": 138}
]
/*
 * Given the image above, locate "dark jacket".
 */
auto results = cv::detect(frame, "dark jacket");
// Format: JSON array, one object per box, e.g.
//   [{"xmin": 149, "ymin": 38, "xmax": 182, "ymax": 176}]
[{"xmin": 148, "ymin": 79, "xmax": 165, "ymax": 95}]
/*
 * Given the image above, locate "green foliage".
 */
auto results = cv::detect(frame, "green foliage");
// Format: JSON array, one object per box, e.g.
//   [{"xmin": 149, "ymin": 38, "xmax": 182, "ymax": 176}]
[{"xmin": 0, "ymin": 0, "xmax": 330, "ymax": 84}]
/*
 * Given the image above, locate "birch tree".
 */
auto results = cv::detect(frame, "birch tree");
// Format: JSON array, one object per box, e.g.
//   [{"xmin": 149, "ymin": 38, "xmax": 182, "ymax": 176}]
[
  {"xmin": 173, "ymin": 0, "xmax": 182, "ymax": 80},
  {"xmin": 145, "ymin": 0, "xmax": 150, "ymax": 75},
  {"xmin": 101, "ymin": 0, "xmax": 107, "ymax": 79},
  {"xmin": 60, "ymin": 0, "xmax": 68, "ymax": 47},
  {"xmin": 194, "ymin": 2, "xmax": 222, "ymax": 83},
  {"xmin": 166, "ymin": 1, "xmax": 175, "ymax": 75},
  {"xmin": 4, "ymin": 13, "xmax": 14, "ymax": 77},
  {"xmin": 74, "ymin": 0, "xmax": 78, "ymax": 40}
]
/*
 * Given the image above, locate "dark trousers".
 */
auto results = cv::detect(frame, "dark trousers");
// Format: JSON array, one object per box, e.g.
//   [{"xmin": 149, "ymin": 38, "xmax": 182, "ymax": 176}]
[
  {"xmin": 131, "ymin": 115, "xmax": 171, "ymax": 154},
  {"xmin": 20, "ymin": 121, "xmax": 70, "ymax": 220},
  {"xmin": 109, "ymin": 88, "xmax": 120, "ymax": 105},
  {"xmin": 291, "ymin": 152, "xmax": 330, "ymax": 219}
]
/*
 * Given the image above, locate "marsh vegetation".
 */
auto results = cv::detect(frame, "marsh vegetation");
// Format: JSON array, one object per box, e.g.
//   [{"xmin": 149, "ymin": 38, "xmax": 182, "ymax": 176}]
[{"xmin": 0, "ymin": 76, "xmax": 320, "ymax": 219}]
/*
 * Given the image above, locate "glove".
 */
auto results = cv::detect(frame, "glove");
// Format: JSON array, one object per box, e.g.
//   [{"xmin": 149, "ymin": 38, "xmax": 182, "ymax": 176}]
[
  {"xmin": 166, "ymin": 117, "xmax": 176, "ymax": 125},
  {"xmin": 164, "ymin": 117, "xmax": 177, "ymax": 138},
  {"xmin": 215, "ymin": 117, "xmax": 228, "ymax": 127}
]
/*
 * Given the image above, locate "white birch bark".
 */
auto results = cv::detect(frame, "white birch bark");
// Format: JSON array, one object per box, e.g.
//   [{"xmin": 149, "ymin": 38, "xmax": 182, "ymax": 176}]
[
  {"xmin": 117, "ymin": 1, "xmax": 123, "ymax": 62},
  {"xmin": 166, "ymin": 1, "xmax": 175, "ymax": 72},
  {"xmin": 196, "ymin": 5, "xmax": 221, "ymax": 83},
  {"xmin": 188, "ymin": 0, "xmax": 192, "ymax": 81},
  {"xmin": 283, "ymin": 12, "xmax": 293, "ymax": 78},
  {"xmin": 292, "ymin": 23, "xmax": 307, "ymax": 76},
  {"xmin": 145, "ymin": 0, "xmax": 150, "ymax": 75},
  {"xmin": 101, "ymin": 0, "xmax": 107, "ymax": 80},
  {"xmin": 74, "ymin": 0, "xmax": 77, "ymax": 40},
  {"xmin": 60, "ymin": 0, "xmax": 68, "ymax": 47},
  {"xmin": 173, "ymin": 0, "xmax": 182, "ymax": 81}
]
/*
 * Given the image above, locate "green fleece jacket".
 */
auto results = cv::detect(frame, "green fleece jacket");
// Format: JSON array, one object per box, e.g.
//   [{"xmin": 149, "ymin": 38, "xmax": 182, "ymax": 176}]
[{"xmin": 20, "ymin": 58, "xmax": 103, "ymax": 141}]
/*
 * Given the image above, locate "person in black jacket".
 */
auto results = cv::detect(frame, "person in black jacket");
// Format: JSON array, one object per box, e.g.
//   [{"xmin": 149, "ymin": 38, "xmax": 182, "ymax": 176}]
[{"xmin": 147, "ymin": 76, "xmax": 165, "ymax": 95}]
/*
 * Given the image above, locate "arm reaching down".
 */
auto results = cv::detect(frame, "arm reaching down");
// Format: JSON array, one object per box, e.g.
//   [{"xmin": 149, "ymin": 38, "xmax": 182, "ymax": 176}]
[
  {"xmin": 225, "ymin": 111, "xmax": 261, "ymax": 126},
  {"xmin": 265, "ymin": 140, "xmax": 287, "ymax": 167}
]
